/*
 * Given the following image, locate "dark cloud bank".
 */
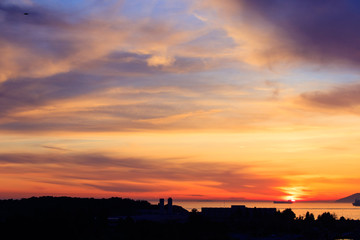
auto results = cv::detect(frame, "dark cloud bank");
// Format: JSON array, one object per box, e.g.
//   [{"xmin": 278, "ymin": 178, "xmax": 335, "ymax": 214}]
[
  {"xmin": 237, "ymin": 0, "xmax": 360, "ymax": 66},
  {"xmin": 226, "ymin": 0, "xmax": 360, "ymax": 109}
]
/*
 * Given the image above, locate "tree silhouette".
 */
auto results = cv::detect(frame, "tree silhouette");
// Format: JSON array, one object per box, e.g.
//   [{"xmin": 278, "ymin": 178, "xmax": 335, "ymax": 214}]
[
  {"xmin": 281, "ymin": 208, "xmax": 296, "ymax": 221},
  {"xmin": 305, "ymin": 211, "xmax": 315, "ymax": 222}
]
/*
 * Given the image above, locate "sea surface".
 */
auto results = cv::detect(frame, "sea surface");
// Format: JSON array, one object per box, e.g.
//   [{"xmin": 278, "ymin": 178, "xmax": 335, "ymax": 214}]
[{"xmin": 150, "ymin": 200, "xmax": 360, "ymax": 220}]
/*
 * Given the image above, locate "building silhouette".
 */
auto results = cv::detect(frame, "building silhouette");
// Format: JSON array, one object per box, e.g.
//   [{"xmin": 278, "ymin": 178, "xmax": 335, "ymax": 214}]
[
  {"xmin": 201, "ymin": 205, "xmax": 276, "ymax": 222},
  {"xmin": 159, "ymin": 198, "xmax": 165, "ymax": 214},
  {"xmin": 167, "ymin": 197, "xmax": 173, "ymax": 214}
]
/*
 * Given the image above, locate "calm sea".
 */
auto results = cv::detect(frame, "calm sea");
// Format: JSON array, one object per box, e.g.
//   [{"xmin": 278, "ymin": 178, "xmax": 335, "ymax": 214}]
[{"xmin": 150, "ymin": 200, "xmax": 360, "ymax": 220}]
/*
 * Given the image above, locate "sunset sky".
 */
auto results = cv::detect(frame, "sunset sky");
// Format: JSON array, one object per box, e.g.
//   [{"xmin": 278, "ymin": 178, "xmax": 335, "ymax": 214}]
[{"xmin": 1, "ymin": 0, "xmax": 360, "ymax": 201}]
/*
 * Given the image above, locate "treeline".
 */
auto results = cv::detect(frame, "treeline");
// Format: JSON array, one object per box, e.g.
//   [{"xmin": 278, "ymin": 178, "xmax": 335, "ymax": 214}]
[
  {"xmin": 0, "ymin": 196, "xmax": 154, "ymax": 239},
  {"xmin": 0, "ymin": 196, "xmax": 153, "ymax": 217},
  {"xmin": 189, "ymin": 208, "xmax": 360, "ymax": 239}
]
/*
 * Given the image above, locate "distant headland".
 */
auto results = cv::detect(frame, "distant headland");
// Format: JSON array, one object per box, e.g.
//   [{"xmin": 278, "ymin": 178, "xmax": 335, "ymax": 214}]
[{"xmin": 336, "ymin": 193, "xmax": 360, "ymax": 203}]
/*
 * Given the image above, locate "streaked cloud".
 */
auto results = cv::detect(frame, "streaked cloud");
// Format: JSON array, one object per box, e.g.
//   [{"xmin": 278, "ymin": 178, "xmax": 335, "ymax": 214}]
[
  {"xmin": 0, "ymin": 152, "xmax": 286, "ymax": 199},
  {"xmin": 0, "ymin": 1, "xmax": 230, "ymax": 83}
]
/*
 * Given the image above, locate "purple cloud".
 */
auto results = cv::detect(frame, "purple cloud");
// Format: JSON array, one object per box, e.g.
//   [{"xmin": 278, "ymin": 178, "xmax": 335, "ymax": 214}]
[
  {"xmin": 217, "ymin": 0, "xmax": 360, "ymax": 66},
  {"xmin": 301, "ymin": 84, "xmax": 360, "ymax": 108}
]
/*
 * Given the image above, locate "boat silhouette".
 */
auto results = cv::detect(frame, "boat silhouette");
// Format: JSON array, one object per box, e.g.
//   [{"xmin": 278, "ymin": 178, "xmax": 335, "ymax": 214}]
[{"xmin": 274, "ymin": 200, "xmax": 293, "ymax": 204}]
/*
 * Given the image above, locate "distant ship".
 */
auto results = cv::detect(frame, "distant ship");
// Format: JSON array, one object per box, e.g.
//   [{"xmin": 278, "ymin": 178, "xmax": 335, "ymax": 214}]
[
  {"xmin": 273, "ymin": 200, "xmax": 293, "ymax": 204},
  {"xmin": 353, "ymin": 199, "xmax": 360, "ymax": 206}
]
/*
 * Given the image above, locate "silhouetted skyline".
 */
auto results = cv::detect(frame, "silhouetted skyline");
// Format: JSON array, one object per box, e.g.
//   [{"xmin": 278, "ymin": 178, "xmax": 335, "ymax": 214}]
[{"xmin": 1, "ymin": 196, "xmax": 360, "ymax": 239}]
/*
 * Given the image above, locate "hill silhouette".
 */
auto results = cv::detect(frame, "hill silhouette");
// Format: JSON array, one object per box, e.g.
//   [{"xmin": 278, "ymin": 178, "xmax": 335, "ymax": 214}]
[{"xmin": 336, "ymin": 193, "xmax": 360, "ymax": 203}]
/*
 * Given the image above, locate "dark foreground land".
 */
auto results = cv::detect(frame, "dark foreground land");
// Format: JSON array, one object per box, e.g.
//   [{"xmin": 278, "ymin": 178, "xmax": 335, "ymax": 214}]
[{"xmin": 1, "ymin": 197, "xmax": 360, "ymax": 240}]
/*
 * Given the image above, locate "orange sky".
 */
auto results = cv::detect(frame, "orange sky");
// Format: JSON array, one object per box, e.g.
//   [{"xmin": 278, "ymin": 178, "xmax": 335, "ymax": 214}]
[{"xmin": 1, "ymin": 0, "xmax": 360, "ymax": 201}]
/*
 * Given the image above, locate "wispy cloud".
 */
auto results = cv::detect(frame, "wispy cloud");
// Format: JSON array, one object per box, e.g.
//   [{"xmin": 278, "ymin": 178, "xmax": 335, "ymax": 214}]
[
  {"xmin": 301, "ymin": 84, "xmax": 360, "ymax": 109},
  {"xmin": 42, "ymin": 145, "xmax": 68, "ymax": 151}
]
